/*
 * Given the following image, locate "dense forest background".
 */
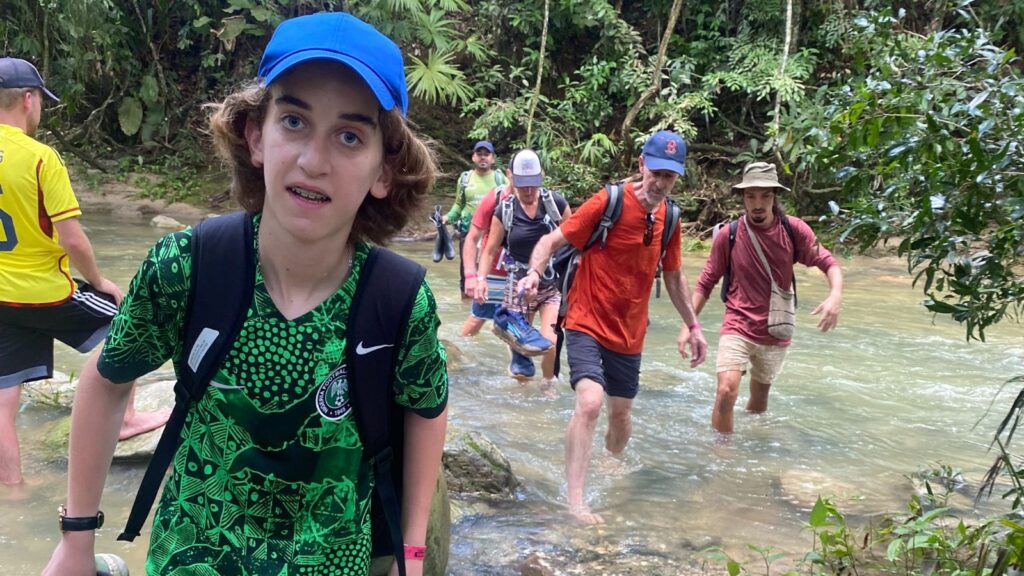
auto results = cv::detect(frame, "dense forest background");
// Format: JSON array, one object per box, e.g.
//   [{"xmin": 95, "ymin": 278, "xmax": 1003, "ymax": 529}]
[{"xmin": 2, "ymin": 0, "xmax": 1021, "ymax": 336}]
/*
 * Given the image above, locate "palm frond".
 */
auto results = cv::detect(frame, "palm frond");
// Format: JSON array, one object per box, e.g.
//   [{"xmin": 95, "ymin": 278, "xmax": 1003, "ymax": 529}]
[{"xmin": 406, "ymin": 51, "xmax": 476, "ymax": 106}]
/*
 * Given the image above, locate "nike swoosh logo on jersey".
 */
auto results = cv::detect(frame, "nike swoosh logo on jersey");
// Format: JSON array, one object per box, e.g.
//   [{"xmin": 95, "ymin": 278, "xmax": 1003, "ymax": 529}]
[
  {"xmin": 356, "ymin": 342, "xmax": 394, "ymax": 355},
  {"xmin": 209, "ymin": 380, "xmax": 245, "ymax": 390}
]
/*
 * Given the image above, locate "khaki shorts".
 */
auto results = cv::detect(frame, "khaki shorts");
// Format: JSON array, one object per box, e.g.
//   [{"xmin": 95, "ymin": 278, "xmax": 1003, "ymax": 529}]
[{"xmin": 715, "ymin": 334, "xmax": 788, "ymax": 385}]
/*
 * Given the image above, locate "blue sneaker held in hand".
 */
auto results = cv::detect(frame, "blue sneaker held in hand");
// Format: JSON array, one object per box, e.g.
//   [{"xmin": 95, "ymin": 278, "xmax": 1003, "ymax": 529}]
[
  {"xmin": 508, "ymin": 349, "xmax": 536, "ymax": 379},
  {"xmin": 492, "ymin": 307, "xmax": 552, "ymax": 356}
]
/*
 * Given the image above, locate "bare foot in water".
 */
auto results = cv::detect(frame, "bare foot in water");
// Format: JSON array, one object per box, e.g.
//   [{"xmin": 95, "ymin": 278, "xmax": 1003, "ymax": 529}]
[
  {"xmin": 569, "ymin": 504, "xmax": 605, "ymax": 525},
  {"xmin": 119, "ymin": 408, "xmax": 171, "ymax": 440},
  {"xmin": 0, "ymin": 478, "xmax": 42, "ymax": 502},
  {"xmin": 539, "ymin": 377, "xmax": 558, "ymax": 399}
]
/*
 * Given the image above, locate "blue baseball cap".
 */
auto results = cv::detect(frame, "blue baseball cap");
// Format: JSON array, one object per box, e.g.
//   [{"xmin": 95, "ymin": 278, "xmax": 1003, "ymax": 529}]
[
  {"xmin": 257, "ymin": 12, "xmax": 409, "ymax": 115},
  {"xmin": 473, "ymin": 140, "xmax": 494, "ymax": 153},
  {"xmin": 0, "ymin": 58, "xmax": 59, "ymax": 101},
  {"xmin": 641, "ymin": 130, "xmax": 687, "ymax": 175}
]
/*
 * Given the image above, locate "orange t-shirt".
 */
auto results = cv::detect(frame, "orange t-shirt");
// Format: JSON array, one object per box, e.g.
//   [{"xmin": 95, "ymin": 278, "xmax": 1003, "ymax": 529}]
[{"xmin": 560, "ymin": 182, "xmax": 681, "ymax": 354}]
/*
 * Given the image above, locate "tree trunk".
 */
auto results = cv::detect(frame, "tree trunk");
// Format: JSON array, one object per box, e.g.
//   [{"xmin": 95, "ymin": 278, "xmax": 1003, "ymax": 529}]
[
  {"xmin": 772, "ymin": 0, "xmax": 794, "ymax": 140},
  {"xmin": 525, "ymin": 0, "xmax": 551, "ymax": 148},
  {"xmin": 619, "ymin": 0, "xmax": 684, "ymax": 158}
]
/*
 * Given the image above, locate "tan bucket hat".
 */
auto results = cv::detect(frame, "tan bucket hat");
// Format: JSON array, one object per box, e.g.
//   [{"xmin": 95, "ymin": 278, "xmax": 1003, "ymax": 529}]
[{"xmin": 731, "ymin": 162, "xmax": 790, "ymax": 192}]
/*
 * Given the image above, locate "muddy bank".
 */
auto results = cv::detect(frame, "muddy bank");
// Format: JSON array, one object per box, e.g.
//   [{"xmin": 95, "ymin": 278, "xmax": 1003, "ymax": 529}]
[{"xmin": 71, "ymin": 168, "xmax": 448, "ymax": 242}]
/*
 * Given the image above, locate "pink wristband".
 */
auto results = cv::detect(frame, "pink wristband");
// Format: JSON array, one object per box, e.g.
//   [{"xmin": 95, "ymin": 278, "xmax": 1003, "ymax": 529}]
[
  {"xmin": 688, "ymin": 321, "xmax": 701, "ymax": 331},
  {"xmin": 404, "ymin": 544, "xmax": 426, "ymax": 561}
]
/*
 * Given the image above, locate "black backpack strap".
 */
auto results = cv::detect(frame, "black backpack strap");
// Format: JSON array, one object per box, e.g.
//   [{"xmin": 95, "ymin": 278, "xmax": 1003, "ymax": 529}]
[
  {"xmin": 554, "ymin": 184, "xmax": 624, "ymax": 377},
  {"xmin": 583, "ymin": 182, "xmax": 624, "ymax": 250},
  {"xmin": 720, "ymin": 220, "xmax": 739, "ymax": 303},
  {"xmin": 653, "ymin": 198, "xmax": 681, "ymax": 298},
  {"xmin": 346, "ymin": 247, "xmax": 426, "ymax": 576},
  {"xmin": 779, "ymin": 215, "xmax": 799, "ymax": 307},
  {"xmin": 719, "ymin": 216, "xmax": 799, "ymax": 306},
  {"xmin": 119, "ymin": 211, "xmax": 255, "ymax": 541}
]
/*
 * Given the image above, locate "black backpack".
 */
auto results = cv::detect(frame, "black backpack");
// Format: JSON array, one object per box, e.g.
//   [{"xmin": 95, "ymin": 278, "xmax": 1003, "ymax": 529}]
[
  {"xmin": 118, "ymin": 211, "xmax": 427, "ymax": 576},
  {"xmin": 550, "ymin": 183, "xmax": 681, "ymax": 376},
  {"xmin": 719, "ymin": 216, "xmax": 799, "ymax": 306}
]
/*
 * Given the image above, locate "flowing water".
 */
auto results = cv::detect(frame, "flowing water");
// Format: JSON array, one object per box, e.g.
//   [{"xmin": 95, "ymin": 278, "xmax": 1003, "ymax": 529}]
[{"xmin": 2, "ymin": 213, "xmax": 1022, "ymax": 575}]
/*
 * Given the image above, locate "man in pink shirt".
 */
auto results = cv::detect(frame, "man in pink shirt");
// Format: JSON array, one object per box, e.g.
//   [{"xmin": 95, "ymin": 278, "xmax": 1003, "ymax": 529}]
[{"xmin": 693, "ymin": 162, "xmax": 843, "ymax": 434}]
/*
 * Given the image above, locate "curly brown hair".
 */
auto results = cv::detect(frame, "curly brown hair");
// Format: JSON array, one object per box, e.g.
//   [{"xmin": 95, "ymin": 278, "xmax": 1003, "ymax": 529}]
[{"xmin": 206, "ymin": 81, "xmax": 437, "ymax": 245}]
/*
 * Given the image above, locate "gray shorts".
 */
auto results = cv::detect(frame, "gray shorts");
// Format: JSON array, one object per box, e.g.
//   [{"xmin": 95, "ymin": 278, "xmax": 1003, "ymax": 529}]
[{"xmin": 565, "ymin": 329, "xmax": 641, "ymax": 399}]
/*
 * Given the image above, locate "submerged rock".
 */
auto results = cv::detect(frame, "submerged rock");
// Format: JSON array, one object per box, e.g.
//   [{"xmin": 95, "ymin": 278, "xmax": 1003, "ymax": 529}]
[
  {"xmin": 443, "ymin": 430, "xmax": 518, "ymax": 498},
  {"xmin": 367, "ymin": 472, "xmax": 451, "ymax": 576},
  {"xmin": 150, "ymin": 215, "xmax": 185, "ymax": 229},
  {"xmin": 440, "ymin": 338, "xmax": 464, "ymax": 370},
  {"xmin": 520, "ymin": 552, "xmax": 557, "ymax": 576},
  {"xmin": 36, "ymin": 381, "xmax": 175, "ymax": 462},
  {"xmin": 22, "ymin": 371, "xmax": 75, "ymax": 410}
]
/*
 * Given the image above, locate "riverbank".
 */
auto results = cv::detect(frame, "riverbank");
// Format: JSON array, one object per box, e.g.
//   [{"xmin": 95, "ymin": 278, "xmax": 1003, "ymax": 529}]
[{"xmin": 70, "ymin": 166, "xmax": 446, "ymax": 241}]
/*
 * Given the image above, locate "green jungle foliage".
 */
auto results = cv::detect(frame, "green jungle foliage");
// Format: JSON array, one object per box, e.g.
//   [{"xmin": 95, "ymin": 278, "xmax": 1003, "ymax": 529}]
[{"xmin": 6, "ymin": 0, "xmax": 1016, "ymax": 341}]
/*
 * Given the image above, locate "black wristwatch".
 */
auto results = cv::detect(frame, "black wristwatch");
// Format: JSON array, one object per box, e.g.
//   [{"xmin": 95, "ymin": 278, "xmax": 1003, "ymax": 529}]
[{"xmin": 58, "ymin": 504, "xmax": 104, "ymax": 532}]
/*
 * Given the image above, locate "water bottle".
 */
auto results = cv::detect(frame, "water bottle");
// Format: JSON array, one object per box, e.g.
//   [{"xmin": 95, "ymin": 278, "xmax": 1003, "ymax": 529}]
[{"xmin": 95, "ymin": 553, "xmax": 129, "ymax": 576}]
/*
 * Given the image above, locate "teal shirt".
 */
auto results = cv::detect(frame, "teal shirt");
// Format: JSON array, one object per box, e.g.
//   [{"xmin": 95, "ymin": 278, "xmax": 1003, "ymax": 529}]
[{"xmin": 98, "ymin": 214, "xmax": 448, "ymax": 575}]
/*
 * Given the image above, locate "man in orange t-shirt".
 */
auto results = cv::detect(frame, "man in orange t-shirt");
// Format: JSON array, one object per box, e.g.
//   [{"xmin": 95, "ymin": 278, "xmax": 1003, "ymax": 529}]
[{"xmin": 517, "ymin": 130, "xmax": 707, "ymax": 524}]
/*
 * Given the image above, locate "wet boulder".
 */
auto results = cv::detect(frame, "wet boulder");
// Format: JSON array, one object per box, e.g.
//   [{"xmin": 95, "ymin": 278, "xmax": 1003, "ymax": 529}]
[
  {"xmin": 37, "ymin": 380, "xmax": 175, "ymax": 462},
  {"xmin": 21, "ymin": 371, "xmax": 76, "ymax": 410},
  {"xmin": 443, "ymin": 431, "xmax": 518, "ymax": 498},
  {"xmin": 150, "ymin": 215, "xmax": 185, "ymax": 229},
  {"xmin": 368, "ymin": 472, "xmax": 450, "ymax": 576}
]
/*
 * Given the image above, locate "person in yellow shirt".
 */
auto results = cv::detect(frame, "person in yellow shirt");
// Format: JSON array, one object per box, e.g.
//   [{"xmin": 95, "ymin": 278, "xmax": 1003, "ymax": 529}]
[{"xmin": 0, "ymin": 57, "xmax": 168, "ymax": 488}]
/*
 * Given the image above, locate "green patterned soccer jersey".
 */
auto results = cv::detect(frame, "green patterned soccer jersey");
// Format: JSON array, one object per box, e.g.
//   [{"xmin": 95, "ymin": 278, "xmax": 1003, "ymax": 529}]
[{"xmin": 98, "ymin": 214, "xmax": 448, "ymax": 575}]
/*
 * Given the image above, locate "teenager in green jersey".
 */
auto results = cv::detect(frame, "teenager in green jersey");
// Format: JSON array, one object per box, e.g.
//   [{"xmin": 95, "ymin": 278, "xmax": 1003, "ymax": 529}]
[{"xmin": 45, "ymin": 12, "xmax": 448, "ymax": 576}]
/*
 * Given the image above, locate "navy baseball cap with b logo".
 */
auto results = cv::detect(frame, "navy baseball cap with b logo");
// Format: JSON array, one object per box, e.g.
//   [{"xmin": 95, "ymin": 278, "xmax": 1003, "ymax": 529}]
[
  {"xmin": 256, "ymin": 12, "xmax": 409, "ymax": 115},
  {"xmin": 0, "ymin": 58, "xmax": 59, "ymax": 101},
  {"xmin": 641, "ymin": 130, "xmax": 687, "ymax": 175}
]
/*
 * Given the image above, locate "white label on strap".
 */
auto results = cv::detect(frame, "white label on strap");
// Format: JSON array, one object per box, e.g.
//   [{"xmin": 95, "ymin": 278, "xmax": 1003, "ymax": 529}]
[{"xmin": 188, "ymin": 328, "xmax": 220, "ymax": 373}]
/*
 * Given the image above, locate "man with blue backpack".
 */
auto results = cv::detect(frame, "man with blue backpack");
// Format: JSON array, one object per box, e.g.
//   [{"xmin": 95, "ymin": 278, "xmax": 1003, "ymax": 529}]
[{"xmin": 517, "ymin": 130, "xmax": 707, "ymax": 524}]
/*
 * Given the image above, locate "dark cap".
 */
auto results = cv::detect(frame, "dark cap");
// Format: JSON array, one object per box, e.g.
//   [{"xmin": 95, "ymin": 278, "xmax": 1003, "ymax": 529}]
[
  {"xmin": 257, "ymin": 12, "xmax": 408, "ymax": 115},
  {"xmin": 0, "ymin": 58, "xmax": 59, "ymax": 101},
  {"xmin": 473, "ymin": 140, "xmax": 494, "ymax": 154},
  {"xmin": 641, "ymin": 130, "xmax": 686, "ymax": 175}
]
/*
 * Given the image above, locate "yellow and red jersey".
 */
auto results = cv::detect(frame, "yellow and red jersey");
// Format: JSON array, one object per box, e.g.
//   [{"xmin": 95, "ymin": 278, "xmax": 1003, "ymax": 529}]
[{"xmin": 0, "ymin": 124, "xmax": 81, "ymax": 305}]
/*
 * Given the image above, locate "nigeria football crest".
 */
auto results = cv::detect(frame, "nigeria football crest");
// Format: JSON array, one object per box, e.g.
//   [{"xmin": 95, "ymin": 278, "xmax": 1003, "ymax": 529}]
[{"xmin": 315, "ymin": 364, "xmax": 352, "ymax": 421}]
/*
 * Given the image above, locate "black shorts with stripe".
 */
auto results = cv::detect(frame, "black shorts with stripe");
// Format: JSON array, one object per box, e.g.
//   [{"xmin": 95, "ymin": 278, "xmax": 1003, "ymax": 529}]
[{"xmin": 0, "ymin": 283, "xmax": 117, "ymax": 389}]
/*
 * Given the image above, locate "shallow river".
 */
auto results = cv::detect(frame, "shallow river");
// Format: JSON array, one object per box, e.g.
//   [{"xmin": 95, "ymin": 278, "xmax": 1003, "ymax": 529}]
[{"xmin": 2, "ymin": 212, "xmax": 1022, "ymax": 575}]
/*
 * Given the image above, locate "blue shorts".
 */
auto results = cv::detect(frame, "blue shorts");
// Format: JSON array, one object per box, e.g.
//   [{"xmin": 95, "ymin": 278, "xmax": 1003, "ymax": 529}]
[
  {"xmin": 564, "ymin": 329, "xmax": 642, "ymax": 399},
  {"xmin": 472, "ymin": 273, "xmax": 507, "ymax": 320},
  {"xmin": 471, "ymin": 301, "xmax": 499, "ymax": 320}
]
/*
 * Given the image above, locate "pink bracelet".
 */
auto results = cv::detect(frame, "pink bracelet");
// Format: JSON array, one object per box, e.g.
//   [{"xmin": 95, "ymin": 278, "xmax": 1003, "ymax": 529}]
[
  {"xmin": 404, "ymin": 544, "xmax": 426, "ymax": 561},
  {"xmin": 688, "ymin": 321, "xmax": 702, "ymax": 331}
]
